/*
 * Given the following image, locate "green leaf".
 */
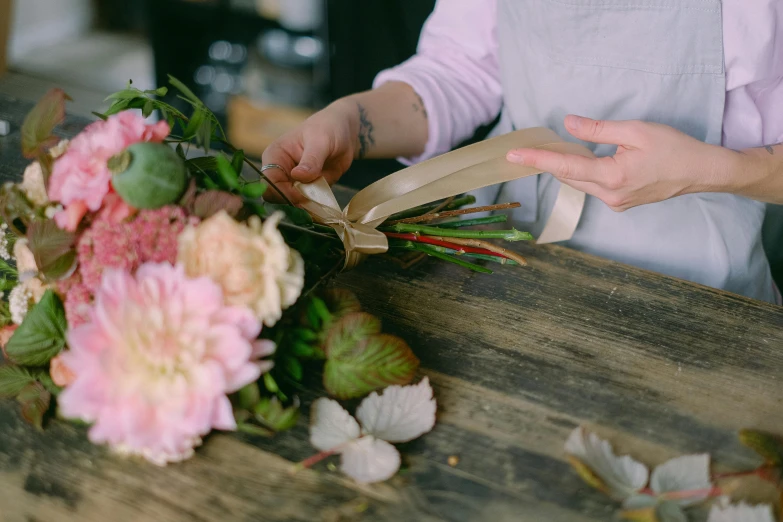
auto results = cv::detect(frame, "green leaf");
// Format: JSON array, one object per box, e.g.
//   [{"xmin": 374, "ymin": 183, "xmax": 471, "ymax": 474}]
[
  {"xmin": 306, "ymin": 296, "xmax": 332, "ymax": 329},
  {"xmin": 182, "ymin": 108, "xmax": 205, "ymax": 140},
  {"xmin": 739, "ymin": 429, "xmax": 783, "ymax": 466},
  {"xmin": 198, "ymin": 118, "xmax": 213, "ymax": 152},
  {"xmin": 103, "ymin": 98, "xmax": 131, "ymax": 117},
  {"xmin": 0, "ymin": 365, "xmax": 36, "ymax": 398},
  {"xmin": 21, "ymin": 89, "xmax": 71, "ymax": 159},
  {"xmin": 263, "ymin": 372, "xmax": 279, "ymax": 394},
  {"xmin": 254, "ymin": 397, "xmax": 300, "ymax": 432},
  {"xmin": 323, "ymin": 313, "xmax": 419, "ymax": 399},
  {"xmin": 104, "ymin": 89, "xmax": 141, "ymax": 102},
  {"xmin": 231, "ymin": 149, "xmax": 245, "ymax": 176},
  {"xmin": 215, "ymin": 155, "xmax": 240, "ymax": 190},
  {"xmin": 322, "ymin": 289, "xmax": 362, "ymax": 321},
  {"xmin": 193, "ymin": 190, "xmax": 243, "ymax": 219},
  {"xmin": 5, "ymin": 290, "xmax": 67, "ymax": 366},
  {"xmin": 91, "ymin": 111, "xmax": 109, "ymax": 121},
  {"xmin": 185, "ymin": 155, "xmax": 218, "ymax": 173},
  {"xmin": 16, "ymin": 382, "xmax": 51, "ymax": 430},
  {"xmin": 236, "ymin": 422, "xmax": 275, "ymax": 437},
  {"xmin": 36, "ymin": 371, "xmax": 62, "ymax": 397},
  {"xmin": 292, "ymin": 341, "xmax": 317, "ymax": 358},
  {"xmin": 241, "ymin": 182, "xmax": 267, "ymax": 199},
  {"xmin": 235, "ymin": 382, "xmax": 261, "ymax": 410},
  {"xmin": 142, "ymin": 100, "xmax": 154, "ymax": 118},
  {"xmin": 323, "ymin": 312, "xmax": 381, "ymax": 355},
  {"xmin": 168, "ymin": 75, "xmax": 201, "ymax": 105},
  {"xmin": 26, "ymin": 219, "xmax": 77, "ymax": 280},
  {"xmin": 283, "ymin": 357, "xmax": 303, "ymax": 381}
]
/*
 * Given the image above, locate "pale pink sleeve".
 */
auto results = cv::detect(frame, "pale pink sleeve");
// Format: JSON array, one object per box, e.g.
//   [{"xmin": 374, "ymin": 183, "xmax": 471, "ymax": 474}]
[
  {"xmin": 372, "ymin": 0, "xmax": 502, "ymax": 165},
  {"xmin": 721, "ymin": 0, "xmax": 783, "ymax": 149}
]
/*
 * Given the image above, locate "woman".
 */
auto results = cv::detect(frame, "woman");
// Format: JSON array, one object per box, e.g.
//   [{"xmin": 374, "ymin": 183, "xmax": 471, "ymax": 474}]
[{"xmin": 262, "ymin": 0, "xmax": 783, "ymax": 303}]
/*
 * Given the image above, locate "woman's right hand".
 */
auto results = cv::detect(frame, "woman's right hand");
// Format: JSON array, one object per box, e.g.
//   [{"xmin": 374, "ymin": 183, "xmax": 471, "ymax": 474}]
[{"xmin": 261, "ymin": 99, "xmax": 359, "ymax": 204}]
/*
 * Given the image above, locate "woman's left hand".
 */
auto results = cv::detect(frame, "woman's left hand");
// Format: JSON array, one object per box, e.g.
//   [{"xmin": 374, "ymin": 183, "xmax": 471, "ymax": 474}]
[{"xmin": 506, "ymin": 115, "xmax": 733, "ymax": 212}]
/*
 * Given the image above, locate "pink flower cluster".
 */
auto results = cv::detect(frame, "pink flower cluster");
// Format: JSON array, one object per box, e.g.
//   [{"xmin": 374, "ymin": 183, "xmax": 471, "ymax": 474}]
[
  {"xmin": 57, "ymin": 263, "xmax": 275, "ymax": 465},
  {"xmin": 60, "ymin": 206, "xmax": 197, "ymax": 327},
  {"xmin": 48, "ymin": 111, "xmax": 169, "ymax": 231}
]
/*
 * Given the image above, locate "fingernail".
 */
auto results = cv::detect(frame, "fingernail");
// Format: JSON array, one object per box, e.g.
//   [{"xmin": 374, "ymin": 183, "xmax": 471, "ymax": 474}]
[
  {"xmin": 565, "ymin": 115, "xmax": 581, "ymax": 130},
  {"xmin": 296, "ymin": 164, "xmax": 311, "ymax": 173},
  {"xmin": 507, "ymin": 152, "xmax": 526, "ymax": 164}
]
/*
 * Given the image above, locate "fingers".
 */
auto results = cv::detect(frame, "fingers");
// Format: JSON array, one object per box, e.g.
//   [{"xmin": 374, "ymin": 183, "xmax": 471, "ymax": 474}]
[
  {"xmin": 290, "ymin": 134, "xmax": 331, "ymax": 182},
  {"xmin": 507, "ymin": 148, "xmax": 616, "ymax": 185},
  {"xmin": 260, "ymin": 144, "xmax": 303, "ymax": 204},
  {"xmin": 564, "ymin": 115, "xmax": 644, "ymax": 146}
]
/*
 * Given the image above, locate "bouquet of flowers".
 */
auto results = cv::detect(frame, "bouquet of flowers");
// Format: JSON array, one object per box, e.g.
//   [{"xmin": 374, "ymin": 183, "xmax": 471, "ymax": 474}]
[{"xmin": 0, "ymin": 78, "xmax": 531, "ymax": 482}]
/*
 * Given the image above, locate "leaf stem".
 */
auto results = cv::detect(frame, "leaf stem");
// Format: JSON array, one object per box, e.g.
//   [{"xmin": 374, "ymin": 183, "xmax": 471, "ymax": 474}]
[
  {"xmin": 384, "ymin": 223, "xmax": 533, "ymax": 241},
  {"xmin": 712, "ymin": 465, "xmax": 779, "ymax": 481},
  {"xmin": 407, "ymin": 243, "xmax": 493, "ymax": 273},
  {"xmin": 384, "ymin": 195, "xmax": 476, "ymax": 222},
  {"xmin": 659, "ymin": 487, "xmax": 723, "ymax": 501},
  {"xmin": 292, "ymin": 449, "xmax": 338, "ymax": 473},
  {"xmin": 216, "ymin": 138, "xmax": 294, "ymax": 207},
  {"xmin": 385, "ymin": 232, "xmax": 511, "ymax": 258},
  {"xmin": 385, "ymin": 202, "xmax": 521, "ymax": 225},
  {"xmin": 435, "ymin": 215, "xmax": 508, "ymax": 228}
]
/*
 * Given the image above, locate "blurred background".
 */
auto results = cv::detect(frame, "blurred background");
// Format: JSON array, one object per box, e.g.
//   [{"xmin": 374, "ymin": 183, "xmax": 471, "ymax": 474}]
[{"xmin": 0, "ymin": 0, "xmax": 437, "ymax": 188}]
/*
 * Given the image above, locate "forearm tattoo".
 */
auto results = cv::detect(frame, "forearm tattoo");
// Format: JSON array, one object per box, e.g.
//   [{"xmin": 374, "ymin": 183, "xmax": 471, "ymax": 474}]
[
  {"xmin": 357, "ymin": 103, "xmax": 375, "ymax": 160},
  {"xmin": 413, "ymin": 92, "xmax": 429, "ymax": 121}
]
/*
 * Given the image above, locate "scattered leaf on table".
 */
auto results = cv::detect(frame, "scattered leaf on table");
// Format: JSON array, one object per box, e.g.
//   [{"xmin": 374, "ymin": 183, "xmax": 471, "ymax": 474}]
[
  {"xmin": 739, "ymin": 429, "xmax": 783, "ymax": 466},
  {"xmin": 650, "ymin": 454, "xmax": 712, "ymax": 506},
  {"xmin": 321, "ymin": 288, "xmax": 362, "ymax": 321},
  {"xmin": 309, "ymin": 398, "xmax": 360, "ymax": 452},
  {"xmin": 707, "ymin": 500, "xmax": 776, "ymax": 522},
  {"xmin": 340, "ymin": 436, "xmax": 400, "ymax": 484},
  {"xmin": 5, "ymin": 290, "xmax": 67, "ymax": 366},
  {"xmin": 324, "ymin": 312, "xmax": 381, "ymax": 356},
  {"xmin": 355, "ymin": 377, "xmax": 436, "ymax": 442},
  {"xmin": 21, "ymin": 88, "xmax": 71, "ymax": 158},
  {"xmin": 324, "ymin": 332, "xmax": 419, "ymax": 400},
  {"xmin": 565, "ymin": 427, "xmax": 649, "ymax": 500}
]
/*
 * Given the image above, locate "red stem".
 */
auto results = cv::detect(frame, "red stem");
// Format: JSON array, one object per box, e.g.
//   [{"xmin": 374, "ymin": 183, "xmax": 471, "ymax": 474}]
[
  {"xmin": 384, "ymin": 232, "xmax": 512, "ymax": 259},
  {"xmin": 660, "ymin": 486, "xmax": 723, "ymax": 501},
  {"xmin": 292, "ymin": 449, "xmax": 337, "ymax": 473},
  {"xmin": 712, "ymin": 465, "xmax": 778, "ymax": 481}
]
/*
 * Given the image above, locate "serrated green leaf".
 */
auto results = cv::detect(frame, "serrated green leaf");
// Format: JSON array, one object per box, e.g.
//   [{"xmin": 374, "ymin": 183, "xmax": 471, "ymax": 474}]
[
  {"xmin": 323, "ymin": 323, "xmax": 419, "ymax": 400},
  {"xmin": 322, "ymin": 289, "xmax": 362, "ymax": 320},
  {"xmin": 5, "ymin": 290, "xmax": 67, "ymax": 366},
  {"xmin": 254, "ymin": 397, "xmax": 300, "ymax": 432},
  {"xmin": 739, "ymin": 429, "xmax": 783, "ymax": 466},
  {"xmin": 16, "ymin": 382, "xmax": 51, "ymax": 430},
  {"xmin": 0, "ymin": 365, "xmax": 36, "ymax": 398},
  {"xmin": 323, "ymin": 312, "xmax": 381, "ymax": 357},
  {"xmin": 26, "ymin": 219, "xmax": 77, "ymax": 281},
  {"xmin": 21, "ymin": 89, "xmax": 71, "ymax": 159}
]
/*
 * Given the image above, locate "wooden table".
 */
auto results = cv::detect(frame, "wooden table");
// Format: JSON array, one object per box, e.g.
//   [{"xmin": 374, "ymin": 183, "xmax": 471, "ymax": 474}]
[{"xmin": 1, "ymin": 94, "xmax": 782, "ymax": 522}]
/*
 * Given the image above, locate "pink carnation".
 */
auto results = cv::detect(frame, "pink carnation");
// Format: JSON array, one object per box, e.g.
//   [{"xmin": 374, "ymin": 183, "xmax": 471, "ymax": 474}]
[
  {"xmin": 57, "ymin": 263, "xmax": 276, "ymax": 465},
  {"xmin": 75, "ymin": 205, "xmax": 196, "ymax": 291},
  {"xmin": 49, "ymin": 111, "xmax": 169, "ymax": 231}
]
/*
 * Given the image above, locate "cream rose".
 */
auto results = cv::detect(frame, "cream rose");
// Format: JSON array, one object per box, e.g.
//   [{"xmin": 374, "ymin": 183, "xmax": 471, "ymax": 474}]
[{"xmin": 177, "ymin": 211, "xmax": 304, "ymax": 326}]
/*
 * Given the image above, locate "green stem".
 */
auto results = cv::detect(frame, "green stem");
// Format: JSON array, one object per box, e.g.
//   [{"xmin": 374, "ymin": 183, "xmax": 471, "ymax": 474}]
[
  {"xmin": 391, "ymin": 242, "xmax": 518, "ymax": 265},
  {"xmin": 385, "ymin": 223, "xmax": 533, "ymax": 241},
  {"xmin": 384, "ymin": 195, "xmax": 476, "ymax": 222},
  {"xmin": 435, "ymin": 215, "xmax": 508, "ymax": 228},
  {"xmin": 408, "ymin": 243, "xmax": 493, "ymax": 274}
]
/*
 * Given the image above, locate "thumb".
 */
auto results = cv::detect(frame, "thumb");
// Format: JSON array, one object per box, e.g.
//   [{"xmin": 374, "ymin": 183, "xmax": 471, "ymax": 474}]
[
  {"xmin": 564, "ymin": 115, "xmax": 640, "ymax": 146},
  {"xmin": 291, "ymin": 140, "xmax": 329, "ymax": 183}
]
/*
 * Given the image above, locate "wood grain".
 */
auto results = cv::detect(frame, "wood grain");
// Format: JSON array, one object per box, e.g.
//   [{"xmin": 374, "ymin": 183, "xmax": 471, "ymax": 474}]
[
  {"xmin": 0, "ymin": 94, "xmax": 782, "ymax": 522},
  {"xmin": 0, "ymin": 0, "xmax": 10, "ymax": 77}
]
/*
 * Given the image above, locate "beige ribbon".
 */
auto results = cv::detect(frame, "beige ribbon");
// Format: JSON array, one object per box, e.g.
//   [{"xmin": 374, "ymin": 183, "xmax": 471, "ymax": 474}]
[{"xmin": 295, "ymin": 127, "xmax": 595, "ymax": 269}]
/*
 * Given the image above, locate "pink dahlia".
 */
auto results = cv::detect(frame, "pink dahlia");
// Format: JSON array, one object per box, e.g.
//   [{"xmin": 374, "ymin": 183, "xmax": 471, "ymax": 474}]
[
  {"xmin": 48, "ymin": 111, "xmax": 169, "ymax": 231},
  {"xmin": 57, "ymin": 263, "xmax": 275, "ymax": 465}
]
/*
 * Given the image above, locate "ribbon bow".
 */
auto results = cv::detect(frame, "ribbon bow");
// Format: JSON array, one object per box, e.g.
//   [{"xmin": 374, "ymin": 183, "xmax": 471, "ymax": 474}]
[{"xmin": 295, "ymin": 127, "xmax": 596, "ymax": 270}]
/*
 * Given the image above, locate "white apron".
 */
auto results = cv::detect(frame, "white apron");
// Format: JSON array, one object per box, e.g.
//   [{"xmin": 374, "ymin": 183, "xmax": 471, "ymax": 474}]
[{"xmin": 474, "ymin": 0, "xmax": 775, "ymax": 303}]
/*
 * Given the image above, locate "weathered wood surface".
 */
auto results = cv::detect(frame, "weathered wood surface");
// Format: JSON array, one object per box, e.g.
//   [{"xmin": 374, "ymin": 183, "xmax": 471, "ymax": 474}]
[{"xmin": 1, "ymin": 94, "xmax": 782, "ymax": 522}]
